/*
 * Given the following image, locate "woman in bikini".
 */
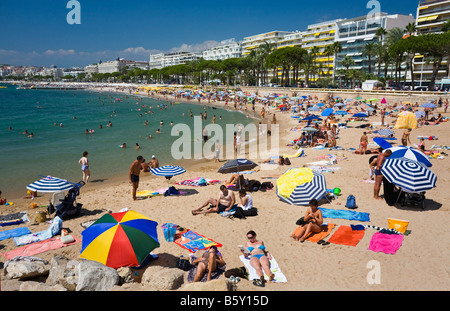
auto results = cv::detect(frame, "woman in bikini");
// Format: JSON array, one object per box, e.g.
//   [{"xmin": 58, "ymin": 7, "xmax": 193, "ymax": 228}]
[
  {"xmin": 291, "ymin": 199, "xmax": 323, "ymax": 242},
  {"xmin": 244, "ymin": 230, "xmax": 274, "ymax": 287},
  {"xmin": 191, "ymin": 246, "xmax": 225, "ymax": 282}
]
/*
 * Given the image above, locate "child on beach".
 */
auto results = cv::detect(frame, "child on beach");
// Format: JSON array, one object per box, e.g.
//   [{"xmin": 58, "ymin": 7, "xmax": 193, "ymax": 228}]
[{"xmin": 78, "ymin": 151, "xmax": 90, "ymax": 183}]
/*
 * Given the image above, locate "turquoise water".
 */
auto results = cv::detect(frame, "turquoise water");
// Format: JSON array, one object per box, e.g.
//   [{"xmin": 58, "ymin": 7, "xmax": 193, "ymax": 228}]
[{"xmin": 0, "ymin": 84, "xmax": 256, "ymax": 198}]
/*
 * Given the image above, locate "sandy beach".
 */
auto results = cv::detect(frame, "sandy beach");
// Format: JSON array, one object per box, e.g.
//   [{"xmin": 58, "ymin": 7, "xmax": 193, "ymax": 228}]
[{"xmin": 1, "ymin": 85, "xmax": 449, "ymax": 292}]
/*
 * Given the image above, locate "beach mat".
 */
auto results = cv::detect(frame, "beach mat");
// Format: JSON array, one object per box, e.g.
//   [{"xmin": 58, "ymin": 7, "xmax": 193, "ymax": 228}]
[
  {"xmin": 2, "ymin": 236, "xmax": 80, "ymax": 259},
  {"xmin": 0, "ymin": 212, "xmax": 29, "ymax": 227},
  {"xmin": 319, "ymin": 207, "xmax": 370, "ymax": 222},
  {"xmin": 173, "ymin": 230, "xmax": 222, "ymax": 253},
  {"xmin": 239, "ymin": 255, "xmax": 287, "ymax": 283},
  {"xmin": 368, "ymin": 232, "xmax": 404, "ymax": 255},
  {"xmin": 291, "ymin": 223, "xmax": 336, "ymax": 243},
  {"xmin": 328, "ymin": 225, "xmax": 365, "ymax": 247},
  {"xmin": 0, "ymin": 227, "xmax": 31, "ymax": 241},
  {"xmin": 13, "ymin": 216, "xmax": 62, "ymax": 246}
]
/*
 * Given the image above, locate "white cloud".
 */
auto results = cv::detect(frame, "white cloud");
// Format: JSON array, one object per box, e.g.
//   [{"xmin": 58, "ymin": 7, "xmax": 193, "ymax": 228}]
[
  {"xmin": 168, "ymin": 40, "xmax": 221, "ymax": 53},
  {"xmin": 44, "ymin": 49, "xmax": 76, "ymax": 56}
]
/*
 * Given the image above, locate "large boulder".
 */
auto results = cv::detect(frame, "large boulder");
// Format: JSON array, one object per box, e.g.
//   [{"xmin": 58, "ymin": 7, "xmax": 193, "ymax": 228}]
[
  {"xmin": 4, "ymin": 258, "xmax": 49, "ymax": 280},
  {"xmin": 182, "ymin": 279, "xmax": 232, "ymax": 291},
  {"xmin": 76, "ymin": 260, "xmax": 120, "ymax": 291},
  {"xmin": 141, "ymin": 266, "xmax": 185, "ymax": 290},
  {"xmin": 46, "ymin": 255, "xmax": 79, "ymax": 291},
  {"xmin": 20, "ymin": 281, "xmax": 67, "ymax": 291}
]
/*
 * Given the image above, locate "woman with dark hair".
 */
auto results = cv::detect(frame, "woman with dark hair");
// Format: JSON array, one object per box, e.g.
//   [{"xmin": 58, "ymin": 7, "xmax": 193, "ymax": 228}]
[{"xmin": 243, "ymin": 230, "xmax": 274, "ymax": 287}]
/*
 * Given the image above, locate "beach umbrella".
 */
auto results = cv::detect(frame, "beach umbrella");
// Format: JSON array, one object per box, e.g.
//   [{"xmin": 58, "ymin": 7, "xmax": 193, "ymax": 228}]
[
  {"xmin": 80, "ymin": 210, "xmax": 160, "ymax": 269},
  {"xmin": 317, "ymin": 102, "xmax": 325, "ymax": 107},
  {"xmin": 386, "ymin": 146, "xmax": 432, "ymax": 167},
  {"xmin": 415, "ymin": 111, "xmax": 425, "ymax": 118},
  {"xmin": 300, "ymin": 115, "xmax": 322, "ymax": 122},
  {"xmin": 334, "ymin": 102, "xmax": 345, "ymax": 107},
  {"xmin": 217, "ymin": 159, "xmax": 258, "ymax": 174},
  {"xmin": 381, "ymin": 98, "xmax": 387, "ymax": 104},
  {"xmin": 421, "ymin": 103, "xmax": 437, "ymax": 108},
  {"xmin": 352, "ymin": 113, "xmax": 368, "ymax": 118},
  {"xmin": 355, "ymin": 96, "xmax": 363, "ymax": 100},
  {"xmin": 321, "ymin": 108, "xmax": 334, "ymax": 117},
  {"xmin": 151, "ymin": 165, "xmax": 186, "ymax": 186},
  {"xmin": 367, "ymin": 98, "xmax": 378, "ymax": 102},
  {"xmin": 334, "ymin": 110, "xmax": 348, "ymax": 116},
  {"xmin": 301, "ymin": 127, "xmax": 318, "ymax": 132},
  {"xmin": 394, "ymin": 111, "xmax": 417, "ymax": 129},
  {"xmin": 373, "ymin": 137, "xmax": 392, "ymax": 150},
  {"xmin": 381, "ymin": 157, "xmax": 436, "ymax": 193},
  {"xmin": 276, "ymin": 168, "xmax": 327, "ymax": 206},
  {"xmin": 27, "ymin": 176, "xmax": 74, "ymax": 193}
]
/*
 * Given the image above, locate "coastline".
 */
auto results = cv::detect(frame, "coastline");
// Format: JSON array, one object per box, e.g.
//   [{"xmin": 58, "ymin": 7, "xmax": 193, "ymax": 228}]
[{"xmin": 1, "ymin": 83, "xmax": 449, "ymax": 292}]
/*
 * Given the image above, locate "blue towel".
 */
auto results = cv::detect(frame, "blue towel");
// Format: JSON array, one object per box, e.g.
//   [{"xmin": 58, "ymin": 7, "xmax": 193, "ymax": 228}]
[
  {"xmin": 0, "ymin": 227, "xmax": 31, "ymax": 241},
  {"xmin": 319, "ymin": 208, "xmax": 370, "ymax": 222}
]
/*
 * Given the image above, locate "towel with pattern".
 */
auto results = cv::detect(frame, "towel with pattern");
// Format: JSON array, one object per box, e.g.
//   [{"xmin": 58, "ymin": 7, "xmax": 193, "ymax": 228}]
[
  {"xmin": 174, "ymin": 230, "xmax": 222, "ymax": 253},
  {"xmin": 13, "ymin": 217, "xmax": 62, "ymax": 246}
]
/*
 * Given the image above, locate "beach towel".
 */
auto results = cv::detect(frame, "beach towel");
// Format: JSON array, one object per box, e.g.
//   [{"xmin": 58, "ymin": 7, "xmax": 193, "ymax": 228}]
[
  {"xmin": 0, "ymin": 212, "xmax": 29, "ymax": 227},
  {"xmin": 187, "ymin": 254, "xmax": 226, "ymax": 282},
  {"xmin": 0, "ymin": 227, "xmax": 31, "ymax": 241},
  {"xmin": 2, "ymin": 236, "xmax": 80, "ymax": 260},
  {"xmin": 328, "ymin": 225, "xmax": 365, "ymax": 246},
  {"xmin": 319, "ymin": 207, "xmax": 370, "ymax": 222},
  {"xmin": 173, "ymin": 230, "xmax": 222, "ymax": 253},
  {"xmin": 239, "ymin": 255, "xmax": 287, "ymax": 283},
  {"xmin": 368, "ymin": 232, "xmax": 404, "ymax": 254},
  {"xmin": 291, "ymin": 223, "xmax": 336, "ymax": 243},
  {"xmin": 13, "ymin": 216, "xmax": 62, "ymax": 246},
  {"xmin": 175, "ymin": 177, "xmax": 221, "ymax": 187}
]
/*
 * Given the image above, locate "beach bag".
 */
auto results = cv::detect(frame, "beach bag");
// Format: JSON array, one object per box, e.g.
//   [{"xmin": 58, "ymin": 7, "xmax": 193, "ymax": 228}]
[
  {"xmin": 296, "ymin": 216, "xmax": 306, "ymax": 226},
  {"xmin": 163, "ymin": 223, "xmax": 177, "ymax": 242},
  {"xmin": 243, "ymin": 208, "xmax": 258, "ymax": 217},
  {"xmin": 176, "ymin": 256, "xmax": 192, "ymax": 271},
  {"xmin": 198, "ymin": 177, "xmax": 207, "ymax": 186},
  {"xmin": 387, "ymin": 218, "xmax": 409, "ymax": 234},
  {"xmin": 345, "ymin": 195, "xmax": 357, "ymax": 209},
  {"xmin": 233, "ymin": 206, "xmax": 246, "ymax": 219},
  {"xmin": 284, "ymin": 157, "xmax": 291, "ymax": 165},
  {"xmin": 164, "ymin": 186, "xmax": 179, "ymax": 196}
]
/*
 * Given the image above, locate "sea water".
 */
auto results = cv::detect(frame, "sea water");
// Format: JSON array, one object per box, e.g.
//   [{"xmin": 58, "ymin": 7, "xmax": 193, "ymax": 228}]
[{"xmin": 0, "ymin": 84, "xmax": 256, "ymax": 198}]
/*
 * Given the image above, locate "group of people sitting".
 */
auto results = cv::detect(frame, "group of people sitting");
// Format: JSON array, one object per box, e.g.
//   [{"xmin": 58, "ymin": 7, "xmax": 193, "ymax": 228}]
[{"xmin": 295, "ymin": 123, "xmax": 338, "ymax": 148}]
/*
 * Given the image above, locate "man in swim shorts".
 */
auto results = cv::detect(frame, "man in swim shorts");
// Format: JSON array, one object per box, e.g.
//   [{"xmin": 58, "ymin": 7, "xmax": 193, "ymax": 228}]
[
  {"xmin": 360, "ymin": 132, "xmax": 368, "ymax": 155},
  {"xmin": 129, "ymin": 156, "xmax": 144, "ymax": 200},
  {"xmin": 192, "ymin": 185, "xmax": 236, "ymax": 215}
]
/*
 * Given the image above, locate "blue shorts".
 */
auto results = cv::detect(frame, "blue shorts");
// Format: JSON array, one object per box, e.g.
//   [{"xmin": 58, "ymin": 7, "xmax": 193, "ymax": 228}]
[{"xmin": 374, "ymin": 169, "xmax": 382, "ymax": 176}]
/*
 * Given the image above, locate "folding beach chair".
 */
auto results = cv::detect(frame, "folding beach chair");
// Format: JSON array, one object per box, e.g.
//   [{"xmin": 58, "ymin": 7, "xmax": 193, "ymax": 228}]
[{"xmin": 395, "ymin": 188, "xmax": 426, "ymax": 210}]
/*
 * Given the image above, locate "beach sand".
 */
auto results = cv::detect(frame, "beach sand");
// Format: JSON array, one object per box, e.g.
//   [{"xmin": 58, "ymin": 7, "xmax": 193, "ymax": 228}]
[{"xmin": 1, "ymin": 87, "xmax": 449, "ymax": 291}]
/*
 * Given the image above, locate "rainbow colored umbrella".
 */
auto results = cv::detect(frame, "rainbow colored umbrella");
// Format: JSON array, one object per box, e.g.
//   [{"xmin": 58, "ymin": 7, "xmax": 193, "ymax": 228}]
[{"xmin": 80, "ymin": 210, "xmax": 159, "ymax": 269}]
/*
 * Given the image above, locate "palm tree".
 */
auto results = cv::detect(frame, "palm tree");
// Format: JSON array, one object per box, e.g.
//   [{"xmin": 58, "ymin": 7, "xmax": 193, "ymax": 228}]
[
  {"xmin": 341, "ymin": 56, "xmax": 355, "ymax": 87},
  {"xmin": 361, "ymin": 42, "xmax": 377, "ymax": 74},
  {"xmin": 405, "ymin": 22, "xmax": 417, "ymax": 36},
  {"xmin": 331, "ymin": 41, "xmax": 342, "ymax": 83},
  {"xmin": 376, "ymin": 27, "xmax": 388, "ymax": 45},
  {"xmin": 256, "ymin": 41, "xmax": 276, "ymax": 85},
  {"xmin": 442, "ymin": 19, "xmax": 450, "ymax": 32},
  {"xmin": 310, "ymin": 46, "xmax": 321, "ymax": 82},
  {"xmin": 324, "ymin": 45, "xmax": 335, "ymax": 77}
]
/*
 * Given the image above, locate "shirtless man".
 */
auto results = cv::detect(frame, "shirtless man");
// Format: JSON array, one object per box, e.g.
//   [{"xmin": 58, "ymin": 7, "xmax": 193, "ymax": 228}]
[
  {"xmin": 192, "ymin": 185, "xmax": 236, "ymax": 215},
  {"xmin": 401, "ymin": 128, "xmax": 412, "ymax": 146},
  {"xmin": 373, "ymin": 149, "xmax": 392, "ymax": 200},
  {"xmin": 129, "ymin": 156, "xmax": 144, "ymax": 200},
  {"xmin": 151, "ymin": 155, "xmax": 159, "ymax": 168},
  {"xmin": 360, "ymin": 132, "xmax": 368, "ymax": 155},
  {"xmin": 291, "ymin": 199, "xmax": 323, "ymax": 242}
]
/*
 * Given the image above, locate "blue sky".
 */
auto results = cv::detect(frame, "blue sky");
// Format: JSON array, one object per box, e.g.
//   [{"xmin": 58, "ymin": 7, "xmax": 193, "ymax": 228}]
[{"xmin": 0, "ymin": 0, "xmax": 417, "ymax": 67}]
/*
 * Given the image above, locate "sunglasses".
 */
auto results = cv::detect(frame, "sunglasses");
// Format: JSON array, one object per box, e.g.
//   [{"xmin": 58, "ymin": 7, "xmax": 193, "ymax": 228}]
[{"xmin": 247, "ymin": 235, "xmax": 255, "ymax": 239}]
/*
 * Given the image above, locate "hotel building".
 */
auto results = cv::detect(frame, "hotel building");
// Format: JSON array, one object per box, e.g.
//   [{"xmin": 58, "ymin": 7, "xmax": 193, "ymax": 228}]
[
  {"xmin": 334, "ymin": 13, "xmax": 415, "ymax": 76},
  {"xmin": 413, "ymin": 0, "xmax": 450, "ymax": 88},
  {"xmin": 241, "ymin": 31, "xmax": 295, "ymax": 56},
  {"xmin": 202, "ymin": 39, "xmax": 242, "ymax": 61},
  {"xmin": 149, "ymin": 52, "xmax": 203, "ymax": 70}
]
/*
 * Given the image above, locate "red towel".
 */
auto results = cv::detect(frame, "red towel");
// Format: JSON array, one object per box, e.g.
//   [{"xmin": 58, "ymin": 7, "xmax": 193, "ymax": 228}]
[
  {"xmin": 1, "ymin": 236, "xmax": 80, "ymax": 259},
  {"xmin": 328, "ymin": 225, "xmax": 365, "ymax": 246}
]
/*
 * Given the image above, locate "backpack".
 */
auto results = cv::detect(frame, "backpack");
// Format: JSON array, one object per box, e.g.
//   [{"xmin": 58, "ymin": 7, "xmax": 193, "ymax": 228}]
[
  {"xmin": 345, "ymin": 195, "xmax": 357, "ymax": 209},
  {"xmin": 224, "ymin": 266, "xmax": 248, "ymax": 279},
  {"xmin": 284, "ymin": 157, "xmax": 291, "ymax": 165}
]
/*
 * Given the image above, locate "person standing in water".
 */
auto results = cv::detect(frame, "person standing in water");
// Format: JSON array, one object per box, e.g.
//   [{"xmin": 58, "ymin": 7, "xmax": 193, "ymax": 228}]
[{"xmin": 79, "ymin": 151, "xmax": 90, "ymax": 183}]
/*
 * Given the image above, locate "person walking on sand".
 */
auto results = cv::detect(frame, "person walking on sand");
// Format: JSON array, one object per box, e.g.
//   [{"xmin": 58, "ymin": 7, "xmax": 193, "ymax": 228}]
[
  {"xmin": 360, "ymin": 132, "xmax": 368, "ymax": 155},
  {"xmin": 373, "ymin": 149, "xmax": 392, "ymax": 200},
  {"xmin": 78, "ymin": 151, "xmax": 90, "ymax": 183},
  {"xmin": 401, "ymin": 128, "xmax": 412, "ymax": 146},
  {"xmin": 129, "ymin": 156, "xmax": 144, "ymax": 200}
]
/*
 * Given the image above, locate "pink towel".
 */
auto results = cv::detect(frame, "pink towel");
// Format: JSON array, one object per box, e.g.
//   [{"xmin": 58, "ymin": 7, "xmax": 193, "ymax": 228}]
[
  {"xmin": 368, "ymin": 232, "xmax": 403, "ymax": 254},
  {"xmin": 1, "ymin": 236, "xmax": 80, "ymax": 259}
]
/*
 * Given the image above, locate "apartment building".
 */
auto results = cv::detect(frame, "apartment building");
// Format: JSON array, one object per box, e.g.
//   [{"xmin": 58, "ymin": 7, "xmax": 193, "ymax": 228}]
[{"xmin": 202, "ymin": 39, "xmax": 242, "ymax": 61}]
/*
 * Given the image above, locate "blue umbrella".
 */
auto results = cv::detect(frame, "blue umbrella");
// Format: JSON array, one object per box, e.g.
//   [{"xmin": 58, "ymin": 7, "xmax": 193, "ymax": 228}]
[
  {"xmin": 386, "ymin": 146, "xmax": 432, "ymax": 167},
  {"xmin": 353, "ymin": 113, "xmax": 368, "ymax": 118},
  {"xmin": 27, "ymin": 176, "xmax": 74, "ymax": 193},
  {"xmin": 300, "ymin": 115, "xmax": 322, "ymax": 122},
  {"xmin": 334, "ymin": 110, "xmax": 348, "ymax": 116},
  {"xmin": 382, "ymin": 157, "xmax": 436, "ymax": 192},
  {"xmin": 373, "ymin": 137, "xmax": 392, "ymax": 150},
  {"xmin": 415, "ymin": 111, "xmax": 425, "ymax": 118},
  {"xmin": 317, "ymin": 103, "xmax": 325, "ymax": 107},
  {"xmin": 321, "ymin": 108, "xmax": 334, "ymax": 117},
  {"xmin": 276, "ymin": 170, "xmax": 327, "ymax": 206},
  {"xmin": 421, "ymin": 103, "xmax": 437, "ymax": 108}
]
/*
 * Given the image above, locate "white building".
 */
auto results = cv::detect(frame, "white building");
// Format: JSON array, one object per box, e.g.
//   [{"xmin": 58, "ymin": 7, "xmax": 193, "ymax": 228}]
[
  {"xmin": 149, "ymin": 52, "xmax": 203, "ymax": 69},
  {"xmin": 202, "ymin": 39, "xmax": 242, "ymax": 61},
  {"xmin": 97, "ymin": 59, "xmax": 126, "ymax": 74},
  {"xmin": 241, "ymin": 31, "xmax": 295, "ymax": 56},
  {"xmin": 84, "ymin": 64, "xmax": 99, "ymax": 75}
]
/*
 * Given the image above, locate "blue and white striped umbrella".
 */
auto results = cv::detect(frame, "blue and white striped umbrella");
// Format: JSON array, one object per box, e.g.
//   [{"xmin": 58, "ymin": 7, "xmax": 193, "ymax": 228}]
[
  {"xmin": 151, "ymin": 165, "xmax": 186, "ymax": 177},
  {"xmin": 27, "ymin": 176, "xmax": 74, "ymax": 193},
  {"xmin": 276, "ymin": 170, "xmax": 327, "ymax": 206},
  {"xmin": 381, "ymin": 157, "xmax": 436, "ymax": 192},
  {"xmin": 386, "ymin": 146, "xmax": 432, "ymax": 167}
]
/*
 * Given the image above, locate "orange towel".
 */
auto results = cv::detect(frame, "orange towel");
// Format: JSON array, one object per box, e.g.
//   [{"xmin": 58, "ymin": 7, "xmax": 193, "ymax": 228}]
[
  {"xmin": 328, "ymin": 225, "xmax": 365, "ymax": 246},
  {"xmin": 292, "ymin": 223, "xmax": 336, "ymax": 242}
]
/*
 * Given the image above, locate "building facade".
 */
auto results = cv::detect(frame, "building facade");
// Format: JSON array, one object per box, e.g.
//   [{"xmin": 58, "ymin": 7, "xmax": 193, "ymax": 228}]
[
  {"xmin": 413, "ymin": 0, "xmax": 450, "ymax": 88},
  {"xmin": 149, "ymin": 52, "xmax": 203, "ymax": 69},
  {"xmin": 241, "ymin": 31, "xmax": 294, "ymax": 56},
  {"xmin": 202, "ymin": 39, "xmax": 242, "ymax": 61}
]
